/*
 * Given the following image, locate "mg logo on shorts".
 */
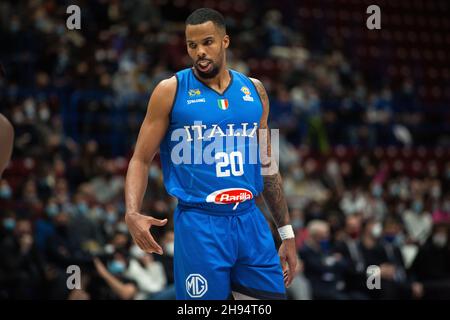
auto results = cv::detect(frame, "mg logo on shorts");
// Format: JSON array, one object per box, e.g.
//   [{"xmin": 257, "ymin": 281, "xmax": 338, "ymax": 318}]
[
  {"xmin": 186, "ymin": 274, "xmax": 208, "ymax": 298},
  {"xmin": 206, "ymin": 188, "xmax": 253, "ymax": 204}
]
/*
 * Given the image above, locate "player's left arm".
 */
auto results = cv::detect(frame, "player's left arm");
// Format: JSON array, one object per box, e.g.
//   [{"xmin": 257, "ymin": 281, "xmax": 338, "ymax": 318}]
[{"xmin": 250, "ymin": 78, "xmax": 297, "ymax": 288}]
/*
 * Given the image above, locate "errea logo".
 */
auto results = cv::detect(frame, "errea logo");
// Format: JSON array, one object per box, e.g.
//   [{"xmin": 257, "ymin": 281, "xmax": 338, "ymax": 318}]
[{"xmin": 186, "ymin": 274, "xmax": 208, "ymax": 298}]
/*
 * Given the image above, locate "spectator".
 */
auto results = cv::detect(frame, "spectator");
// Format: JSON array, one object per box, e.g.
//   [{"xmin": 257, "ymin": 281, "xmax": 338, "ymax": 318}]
[
  {"xmin": 125, "ymin": 245, "xmax": 175, "ymax": 300},
  {"xmin": 379, "ymin": 216, "xmax": 424, "ymax": 299},
  {"xmin": 299, "ymin": 220, "xmax": 348, "ymax": 299},
  {"xmin": 403, "ymin": 197, "xmax": 433, "ymax": 246},
  {"xmin": 92, "ymin": 252, "xmax": 138, "ymax": 300},
  {"xmin": 335, "ymin": 215, "xmax": 370, "ymax": 299},
  {"xmin": 154, "ymin": 229, "xmax": 175, "ymax": 286},
  {"xmin": 409, "ymin": 224, "xmax": 450, "ymax": 299},
  {"xmin": 0, "ymin": 218, "xmax": 47, "ymax": 299}
]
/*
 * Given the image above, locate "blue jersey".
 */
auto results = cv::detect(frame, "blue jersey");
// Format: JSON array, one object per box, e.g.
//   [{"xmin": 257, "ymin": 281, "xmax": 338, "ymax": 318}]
[{"xmin": 159, "ymin": 68, "xmax": 264, "ymax": 213}]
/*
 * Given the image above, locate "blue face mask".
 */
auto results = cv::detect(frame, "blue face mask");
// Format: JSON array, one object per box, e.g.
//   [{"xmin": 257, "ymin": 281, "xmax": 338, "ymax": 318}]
[
  {"xmin": 108, "ymin": 260, "xmax": 126, "ymax": 274},
  {"xmin": 3, "ymin": 218, "xmax": 16, "ymax": 231},
  {"xmin": 148, "ymin": 166, "xmax": 160, "ymax": 179},
  {"xmin": 106, "ymin": 212, "xmax": 117, "ymax": 224},
  {"xmin": 390, "ymin": 184, "xmax": 400, "ymax": 196},
  {"xmin": 92, "ymin": 207, "xmax": 105, "ymax": 220},
  {"xmin": 413, "ymin": 201, "xmax": 423, "ymax": 214},
  {"xmin": 0, "ymin": 185, "xmax": 12, "ymax": 199},
  {"xmin": 384, "ymin": 235, "xmax": 396, "ymax": 243},
  {"xmin": 319, "ymin": 239, "xmax": 330, "ymax": 252},
  {"xmin": 77, "ymin": 202, "xmax": 89, "ymax": 215},
  {"xmin": 46, "ymin": 204, "xmax": 59, "ymax": 217},
  {"xmin": 372, "ymin": 185, "xmax": 383, "ymax": 198},
  {"xmin": 292, "ymin": 218, "xmax": 303, "ymax": 230}
]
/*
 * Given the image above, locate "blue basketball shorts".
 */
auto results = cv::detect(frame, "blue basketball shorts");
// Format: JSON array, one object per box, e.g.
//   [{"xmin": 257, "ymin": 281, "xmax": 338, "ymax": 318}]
[{"xmin": 173, "ymin": 202, "xmax": 286, "ymax": 300}]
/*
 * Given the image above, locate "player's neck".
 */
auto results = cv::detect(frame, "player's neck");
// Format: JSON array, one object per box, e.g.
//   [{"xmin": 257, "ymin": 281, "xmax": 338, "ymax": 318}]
[{"xmin": 193, "ymin": 66, "xmax": 231, "ymax": 93}]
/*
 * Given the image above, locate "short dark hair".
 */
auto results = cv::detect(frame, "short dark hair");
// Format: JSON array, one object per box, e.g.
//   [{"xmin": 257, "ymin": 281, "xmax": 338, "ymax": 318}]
[{"xmin": 185, "ymin": 8, "xmax": 226, "ymax": 33}]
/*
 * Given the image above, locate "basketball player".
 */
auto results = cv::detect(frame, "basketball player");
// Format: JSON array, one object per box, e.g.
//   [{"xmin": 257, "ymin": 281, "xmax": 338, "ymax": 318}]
[
  {"xmin": 0, "ymin": 114, "xmax": 14, "ymax": 177},
  {"xmin": 125, "ymin": 8, "xmax": 297, "ymax": 300}
]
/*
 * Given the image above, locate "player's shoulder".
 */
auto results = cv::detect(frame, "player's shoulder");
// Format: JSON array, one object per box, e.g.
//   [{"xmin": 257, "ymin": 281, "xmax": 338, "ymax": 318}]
[
  {"xmin": 147, "ymin": 76, "xmax": 178, "ymax": 113},
  {"xmin": 150, "ymin": 75, "xmax": 178, "ymax": 102},
  {"xmin": 247, "ymin": 77, "xmax": 268, "ymax": 102},
  {"xmin": 247, "ymin": 77, "xmax": 265, "ymax": 93},
  {"xmin": 0, "ymin": 113, "xmax": 13, "ymax": 133},
  {"xmin": 154, "ymin": 75, "xmax": 178, "ymax": 94}
]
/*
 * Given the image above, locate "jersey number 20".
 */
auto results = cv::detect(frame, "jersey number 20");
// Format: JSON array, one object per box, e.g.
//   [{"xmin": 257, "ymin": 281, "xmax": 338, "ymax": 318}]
[{"xmin": 215, "ymin": 151, "xmax": 244, "ymax": 177}]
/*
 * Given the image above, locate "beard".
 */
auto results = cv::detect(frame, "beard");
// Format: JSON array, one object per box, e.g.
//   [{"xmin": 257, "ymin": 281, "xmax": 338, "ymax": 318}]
[{"xmin": 194, "ymin": 60, "xmax": 221, "ymax": 79}]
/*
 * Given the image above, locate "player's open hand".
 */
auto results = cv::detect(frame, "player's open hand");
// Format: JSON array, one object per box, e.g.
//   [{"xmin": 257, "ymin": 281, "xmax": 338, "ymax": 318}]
[
  {"xmin": 125, "ymin": 212, "xmax": 168, "ymax": 255},
  {"xmin": 278, "ymin": 238, "xmax": 297, "ymax": 288}
]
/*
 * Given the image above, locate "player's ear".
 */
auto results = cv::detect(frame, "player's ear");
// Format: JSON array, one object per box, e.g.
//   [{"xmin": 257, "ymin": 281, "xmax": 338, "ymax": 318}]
[{"xmin": 223, "ymin": 34, "xmax": 230, "ymax": 49}]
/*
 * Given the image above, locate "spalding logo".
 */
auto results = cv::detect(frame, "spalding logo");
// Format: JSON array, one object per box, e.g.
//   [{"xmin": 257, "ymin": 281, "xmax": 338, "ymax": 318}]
[{"xmin": 206, "ymin": 188, "xmax": 253, "ymax": 209}]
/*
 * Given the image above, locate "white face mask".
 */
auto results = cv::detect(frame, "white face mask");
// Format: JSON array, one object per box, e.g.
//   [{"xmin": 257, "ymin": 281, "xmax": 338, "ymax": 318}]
[
  {"xmin": 433, "ymin": 234, "xmax": 448, "ymax": 248},
  {"xmin": 130, "ymin": 245, "xmax": 146, "ymax": 259},
  {"xmin": 116, "ymin": 222, "xmax": 128, "ymax": 234},
  {"xmin": 39, "ymin": 108, "xmax": 50, "ymax": 122},
  {"xmin": 371, "ymin": 223, "xmax": 382, "ymax": 239},
  {"xmin": 164, "ymin": 242, "xmax": 174, "ymax": 257}
]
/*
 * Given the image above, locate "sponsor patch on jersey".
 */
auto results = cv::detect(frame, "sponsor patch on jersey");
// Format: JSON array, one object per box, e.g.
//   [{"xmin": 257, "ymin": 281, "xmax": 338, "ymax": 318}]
[
  {"xmin": 188, "ymin": 88, "xmax": 201, "ymax": 97},
  {"xmin": 187, "ymin": 98, "xmax": 206, "ymax": 105},
  {"xmin": 206, "ymin": 188, "xmax": 253, "ymax": 210},
  {"xmin": 186, "ymin": 274, "xmax": 208, "ymax": 298},
  {"xmin": 241, "ymin": 86, "xmax": 254, "ymax": 102}
]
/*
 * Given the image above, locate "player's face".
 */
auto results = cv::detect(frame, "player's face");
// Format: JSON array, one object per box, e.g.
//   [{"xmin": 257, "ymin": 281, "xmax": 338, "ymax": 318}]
[{"xmin": 185, "ymin": 21, "xmax": 229, "ymax": 79}]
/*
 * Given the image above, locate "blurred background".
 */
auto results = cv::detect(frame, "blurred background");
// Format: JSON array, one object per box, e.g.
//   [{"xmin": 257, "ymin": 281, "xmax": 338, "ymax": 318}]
[{"xmin": 0, "ymin": 0, "xmax": 449, "ymax": 300}]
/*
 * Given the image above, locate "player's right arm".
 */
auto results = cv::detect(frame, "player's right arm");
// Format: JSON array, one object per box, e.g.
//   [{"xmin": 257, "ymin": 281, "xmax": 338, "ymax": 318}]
[{"xmin": 125, "ymin": 76, "xmax": 177, "ymax": 255}]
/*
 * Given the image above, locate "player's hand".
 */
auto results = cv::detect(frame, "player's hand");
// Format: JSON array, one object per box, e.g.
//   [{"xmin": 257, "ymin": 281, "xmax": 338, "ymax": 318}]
[
  {"xmin": 125, "ymin": 212, "xmax": 168, "ymax": 255},
  {"xmin": 278, "ymin": 238, "xmax": 297, "ymax": 288}
]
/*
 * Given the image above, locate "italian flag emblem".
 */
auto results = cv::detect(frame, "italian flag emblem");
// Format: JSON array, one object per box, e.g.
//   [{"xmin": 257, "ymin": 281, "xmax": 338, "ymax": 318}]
[{"xmin": 217, "ymin": 98, "xmax": 229, "ymax": 110}]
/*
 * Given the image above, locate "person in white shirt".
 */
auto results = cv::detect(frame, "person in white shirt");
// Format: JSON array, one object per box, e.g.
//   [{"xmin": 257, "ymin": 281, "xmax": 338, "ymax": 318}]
[{"xmin": 125, "ymin": 245, "xmax": 168, "ymax": 299}]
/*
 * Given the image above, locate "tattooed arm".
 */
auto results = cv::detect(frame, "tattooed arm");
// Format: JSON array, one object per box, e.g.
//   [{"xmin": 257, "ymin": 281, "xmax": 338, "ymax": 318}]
[{"xmin": 250, "ymin": 78, "xmax": 297, "ymax": 287}]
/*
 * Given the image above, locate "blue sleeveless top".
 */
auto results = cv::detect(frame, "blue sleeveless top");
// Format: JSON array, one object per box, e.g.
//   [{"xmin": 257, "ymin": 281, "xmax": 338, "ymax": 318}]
[{"xmin": 159, "ymin": 68, "xmax": 264, "ymax": 213}]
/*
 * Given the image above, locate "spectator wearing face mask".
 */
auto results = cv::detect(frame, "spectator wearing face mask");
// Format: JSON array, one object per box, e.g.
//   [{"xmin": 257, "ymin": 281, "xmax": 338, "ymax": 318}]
[
  {"xmin": 409, "ymin": 224, "xmax": 450, "ymax": 299},
  {"xmin": 299, "ymin": 220, "xmax": 349, "ymax": 299},
  {"xmin": 358, "ymin": 218, "xmax": 395, "ymax": 299},
  {"xmin": 403, "ymin": 197, "xmax": 432, "ymax": 246},
  {"xmin": 379, "ymin": 216, "xmax": 424, "ymax": 299},
  {"xmin": 0, "ymin": 180, "xmax": 13, "ymax": 204},
  {"xmin": 335, "ymin": 215, "xmax": 371, "ymax": 299},
  {"xmin": 125, "ymin": 245, "xmax": 176, "ymax": 300},
  {"xmin": 340, "ymin": 187, "xmax": 369, "ymax": 217},
  {"xmin": 69, "ymin": 193, "xmax": 105, "ymax": 250},
  {"xmin": 92, "ymin": 251, "xmax": 138, "ymax": 300},
  {"xmin": 0, "ymin": 218, "xmax": 47, "ymax": 299},
  {"xmin": 432, "ymin": 199, "xmax": 450, "ymax": 226},
  {"xmin": 0, "ymin": 212, "xmax": 16, "ymax": 236},
  {"xmin": 42, "ymin": 209, "xmax": 94, "ymax": 298},
  {"xmin": 154, "ymin": 229, "xmax": 175, "ymax": 286}
]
